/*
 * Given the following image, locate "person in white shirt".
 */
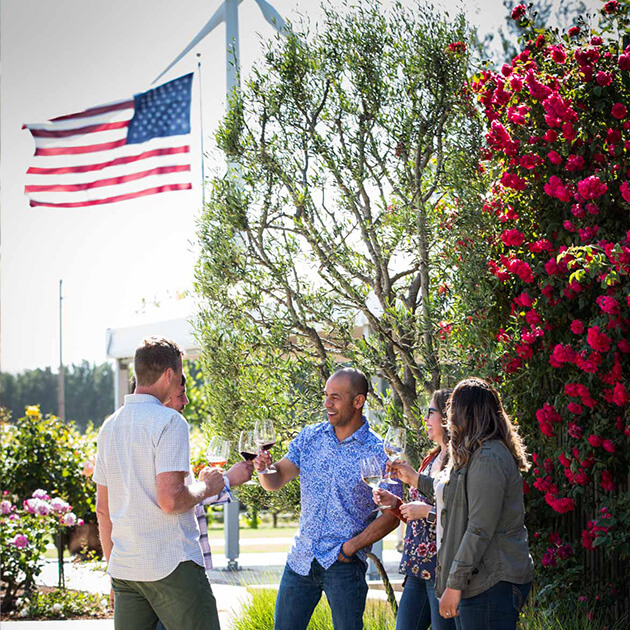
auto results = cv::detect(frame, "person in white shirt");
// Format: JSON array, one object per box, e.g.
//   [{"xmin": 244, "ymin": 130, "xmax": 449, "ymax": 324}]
[{"xmin": 94, "ymin": 336, "xmax": 224, "ymax": 630}]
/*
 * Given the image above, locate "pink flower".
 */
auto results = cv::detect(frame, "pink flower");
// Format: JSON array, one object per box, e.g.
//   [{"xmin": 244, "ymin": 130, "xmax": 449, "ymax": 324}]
[
  {"xmin": 587, "ymin": 326, "xmax": 611, "ymax": 352},
  {"xmin": 50, "ymin": 497, "xmax": 70, "ymax": 513},
  {"xmin": 62, "ymin": 512, "xmax": 77, "ymax": 527},
  {"xmin": 577, "ymin": 176, "xmax": 608, "ymax": 200},
  {"xmin": 619, "ymin": 54, "xmax": 630, "ymax": 71},
  {"xmin": 568, "ymin": 422, "xmax": 583, "ymax": 439},
  {"xmin": 12, "ymin": 534, "xmax": 28, "ymax": 549},
  {"xmin": 620, "ymin": 181, "xmax": 630, "ymax": 203},
  {"xmin": 612, "ymin": 102, "xmax": 628, "ymax": 119},
  {"xmin": 602, "ymin": 439, "xmax": 616, "ymax": 453},
  {"xmin": 1, "ymin": 500, "xmax": 14, "ymax": 514},
  {"xmin": 32, "ymin": 489, "xmax": 49, "ymax": 500},
  {"xmin": 570, "ymin": 320, "xmax": 584, "ymax": 334}
]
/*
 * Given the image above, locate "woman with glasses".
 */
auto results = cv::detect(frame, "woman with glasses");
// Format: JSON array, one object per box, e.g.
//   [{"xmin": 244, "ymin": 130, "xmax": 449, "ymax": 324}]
[{"xmin": 375, "ymin": 389, "xmax": 455, "ymax": 630}]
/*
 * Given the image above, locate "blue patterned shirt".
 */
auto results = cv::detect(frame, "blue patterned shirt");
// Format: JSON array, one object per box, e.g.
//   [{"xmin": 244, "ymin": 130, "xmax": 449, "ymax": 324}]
[{"xmin": 284, "ymin": 418, "xmax": 401, "ymax": 575}]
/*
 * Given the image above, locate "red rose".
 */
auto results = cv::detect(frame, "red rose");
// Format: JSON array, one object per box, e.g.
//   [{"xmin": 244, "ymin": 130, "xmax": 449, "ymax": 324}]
[
  {"xmin": 596, "ymin": 71, "xmax": 612, "ymax": 86},
  {"xmin": 620, "ymin": 181, "xmax": 630, "ymax": 203},
  {"xmin": 547, "ymin": 150, "xmax": 562, "ymax": 164},
  {"xmin": 587, "ymin": 326, "xmax": 611, "ymax": 352},
  {"xmin": 612, "ymin": 102, "xmax": 628, "ymax": 119},
  {"xmin": 611, "ymin": 382, "xmax": 629, "ymax": 406},
  {"xmin": 619, "ymin": 54, "xmax": 630, "ymax": 71},
  {"xmin": 511, "ymin": 4, "xmax": 527, "ymax": 20},
  {"xmin": 602, "ymin": 439, "xmax": 616, "ymax": 453},
  {"xmin": 570, "ymin": 320, "xmax": 584, "ymax": 334},
  {"xmin": 596, "ymin": 295, "xmax": 620, "ymax": 315},
  {"xmin": 604, "ymin": 0, "xmax": 619, "ymax": 13},
  {"xmin": 588, "ymin": 434, "xmax": 602, "ymax": 448},
  {"xmin": 568, "ymin": 27, "xmax": 580, "ymax": 37},
  {"xmin": 566, "ymin": 154, "xmax": 585, "ymax": 172},
  {"xmin": 567, "ymin": 402, "xmax": 583, "ymax": 415},
  {"xmin": 577, "ymin": 176, "xmax": 608, "ymax": 200},
  {"xmin": 568, "ymin": 422, "xmax": 583, "ymax": 439},
  {"xmin": 501, "ymin": 229, "xmax": 525, "ymax": 247},
  {"xmin": 601, "ymin": 470, "xmax": 616, "ymax": 492}
]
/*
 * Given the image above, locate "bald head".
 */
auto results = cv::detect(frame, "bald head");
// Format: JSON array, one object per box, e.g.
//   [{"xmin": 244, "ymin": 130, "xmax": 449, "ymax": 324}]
[{"xmin": 330, "ymin": 367, "xmax": 369, "ymax": 399}]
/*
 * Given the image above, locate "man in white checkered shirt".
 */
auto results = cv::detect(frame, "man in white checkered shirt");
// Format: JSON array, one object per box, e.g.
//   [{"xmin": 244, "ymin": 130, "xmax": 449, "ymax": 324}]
[{"xmin": 94, "ymin": 336, "xmax": 251, "ymax": 630}]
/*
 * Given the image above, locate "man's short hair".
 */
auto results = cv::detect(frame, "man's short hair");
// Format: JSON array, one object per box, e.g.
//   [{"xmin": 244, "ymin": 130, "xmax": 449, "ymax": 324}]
[
  {"xmin": 333, "ymin": 367, "xmax": 369, "ymax": 398},
  {"xmin": 134, "ymin": 336, "xmax": 183, "ymax": 387}
]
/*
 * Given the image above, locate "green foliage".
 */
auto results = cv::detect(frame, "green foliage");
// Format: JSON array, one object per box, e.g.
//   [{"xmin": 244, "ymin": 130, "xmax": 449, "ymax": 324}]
[
  {"xmin": 196, "ymin": 0, "xmax": 485, "ymax": 497},
  {"xmin": 230, "ymin": 588, "xmax": 395, "ymax": 630},
  {"xmin": 1, "ymin": 361, "xmax": 114, "ymax": 431},
  {"xmin": 0, "ymin": 406, "xmax": 97, "ymax": 522},
  {"xmin": 9, "ymin": 588, "xmax": 108, "ymax": 620}
]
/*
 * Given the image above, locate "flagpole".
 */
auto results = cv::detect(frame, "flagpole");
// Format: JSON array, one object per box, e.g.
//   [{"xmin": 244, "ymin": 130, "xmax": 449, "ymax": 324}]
[
  {"xmin": 197, "ymin": 53, "xmax": 206, "ymax": 206},
  {"xmin": 58, "ymin": 279, "xmax": 65, "ymax": 421}
]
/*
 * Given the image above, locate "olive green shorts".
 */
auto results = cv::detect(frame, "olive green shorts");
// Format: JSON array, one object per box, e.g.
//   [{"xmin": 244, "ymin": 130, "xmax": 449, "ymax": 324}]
[{"xmin": 111, "ymin": 560, "xmax": 220, "ymax": 630}]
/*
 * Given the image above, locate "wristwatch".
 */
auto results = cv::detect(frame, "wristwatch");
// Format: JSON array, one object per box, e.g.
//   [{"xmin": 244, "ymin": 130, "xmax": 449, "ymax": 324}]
[{"xmin": 427, "ymin": 508, "xmax": 437, "ymax": 525}]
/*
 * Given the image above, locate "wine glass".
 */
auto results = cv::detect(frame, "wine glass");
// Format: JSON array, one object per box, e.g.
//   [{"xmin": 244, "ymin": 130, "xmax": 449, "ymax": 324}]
[
  {"xmin": 254, "ymin": 419, "xmax": 277, "ymax": 474},
  {"xmin": 383, "ymin": 427, "xmax": 406, "ymax": 484},
  {"xmin": 206, "ymin": 437, "xmax": 230, "ymax": 469},
  {"xmin": 239, "ymin": 430, "xmax": 258, "ymax": 485},
  {"xmin": 360, "ymin": 455, "xmax": 385, "ymax": 512}
]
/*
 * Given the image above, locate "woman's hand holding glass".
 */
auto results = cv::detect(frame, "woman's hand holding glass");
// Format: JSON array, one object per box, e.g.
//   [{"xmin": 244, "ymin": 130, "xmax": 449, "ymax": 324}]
[
  {"xmin": 386, "ymin": 459, "xmax": 418, "ymax": 485},
  {"xmin": 399, "ymin": 501, "xmax": 433, "ymax": 521}
]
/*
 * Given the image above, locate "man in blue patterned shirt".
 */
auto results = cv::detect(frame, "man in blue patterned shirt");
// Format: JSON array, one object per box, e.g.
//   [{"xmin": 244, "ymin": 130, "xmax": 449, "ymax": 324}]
[{"xmin": 255, "ymin": 367, "xmax": 400, "ymax": 630}]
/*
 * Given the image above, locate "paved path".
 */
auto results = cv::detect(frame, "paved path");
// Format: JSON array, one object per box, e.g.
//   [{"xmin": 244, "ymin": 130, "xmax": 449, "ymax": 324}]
[{"xmin": 3, "ymin": 545, "xmax": 403, "ymax": 628}]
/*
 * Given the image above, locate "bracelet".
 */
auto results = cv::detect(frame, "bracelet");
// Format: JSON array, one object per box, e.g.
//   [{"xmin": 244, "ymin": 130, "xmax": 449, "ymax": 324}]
[{"xmin": 339, "ymin": 545, "xmax": 354, "ymax": 561}]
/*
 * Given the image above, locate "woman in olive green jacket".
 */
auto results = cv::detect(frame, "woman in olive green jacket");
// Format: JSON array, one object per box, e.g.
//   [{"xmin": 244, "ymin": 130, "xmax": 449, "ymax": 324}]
[{"xmin": 391, "ymin": 378, "xmax": 534, "ymax": 630}]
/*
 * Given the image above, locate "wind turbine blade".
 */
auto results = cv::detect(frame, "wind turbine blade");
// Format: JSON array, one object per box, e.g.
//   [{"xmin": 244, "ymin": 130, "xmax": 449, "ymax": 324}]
[
  {"xmin": 153, "ymin": 2, "xmax": 227, "ymax": 84},
  {"xmin": 253, "ymin": 0, "xmax": 288, "ymax": 34}
]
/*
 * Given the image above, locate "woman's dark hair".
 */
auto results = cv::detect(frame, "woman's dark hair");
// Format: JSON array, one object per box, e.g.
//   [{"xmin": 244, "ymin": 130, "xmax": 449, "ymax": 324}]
[{"xmin": 447, "ymin": 377, "xmax": 529, "ymax": 471}]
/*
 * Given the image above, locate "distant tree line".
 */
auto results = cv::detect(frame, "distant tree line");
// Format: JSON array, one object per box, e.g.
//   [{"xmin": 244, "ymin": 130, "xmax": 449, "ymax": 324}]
[{"xmin": 1, "ymin": 361, "xmax": 114, "ymax": 431}]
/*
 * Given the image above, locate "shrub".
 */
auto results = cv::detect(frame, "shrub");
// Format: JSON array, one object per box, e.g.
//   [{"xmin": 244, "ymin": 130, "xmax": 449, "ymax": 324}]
[
  {"xmin": 0, "ymin": 488, "xmax": 83, "ymax": 612},
  {"xmin": 0, "ymin": 406, "xmax": 97, "ymax": 523},
  {"xmin": 457, "ymin": 0, "xmax": 630, "ymax": 621}
]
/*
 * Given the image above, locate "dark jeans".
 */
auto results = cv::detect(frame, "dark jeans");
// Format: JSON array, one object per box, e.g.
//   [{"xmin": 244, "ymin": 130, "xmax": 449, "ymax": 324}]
[
  {"xmin": 396, "ymin": 576, "xmax": 456, "ymax": 630},
  {"xmin": 274, "ymin": 559, "xmax": 369, "ymax": 630},
  {"xmin": 454, "ymin": 581, "xmax": 532, "ymax": 630},
  {"xmin": 111, "ymin": 561, "xmax": 219, "ymax": 630}
]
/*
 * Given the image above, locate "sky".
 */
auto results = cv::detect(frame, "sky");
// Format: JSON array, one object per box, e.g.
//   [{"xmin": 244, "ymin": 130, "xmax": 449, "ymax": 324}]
[{"xmin": 1, "ymin": 0, "xmax": 519, "ymax": 373}]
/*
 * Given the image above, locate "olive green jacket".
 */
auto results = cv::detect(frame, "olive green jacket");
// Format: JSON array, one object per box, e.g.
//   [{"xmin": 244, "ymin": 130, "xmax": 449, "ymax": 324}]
[{"xmin": 416, "ymin": 439, "xmax": 534, "ymax": 599}]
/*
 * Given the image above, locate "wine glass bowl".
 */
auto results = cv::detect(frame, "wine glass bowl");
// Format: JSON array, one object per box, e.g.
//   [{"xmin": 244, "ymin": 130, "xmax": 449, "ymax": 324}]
[
  {"xmin": 254, "ymin": 419, "xmax": 277, "ymax": 474},
  {"xmin": 206, "ymin": 436, "xmax": 230, "ymax": 469},
  {"xmin": 383, "ymin": 427, "xmax": 406, "ymax": 484}
]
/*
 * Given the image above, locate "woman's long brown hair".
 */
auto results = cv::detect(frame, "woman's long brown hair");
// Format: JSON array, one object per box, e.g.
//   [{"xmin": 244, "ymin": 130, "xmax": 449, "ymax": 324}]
[{"xmin": 447, "ymin": 377, "xmax": 529, "ymax": 471}]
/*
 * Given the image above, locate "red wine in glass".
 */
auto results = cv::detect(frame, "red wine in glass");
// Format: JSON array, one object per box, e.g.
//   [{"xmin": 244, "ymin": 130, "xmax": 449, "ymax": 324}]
[
  {"xmin": 240, "ymin": 451, "xmax": 257, "ymax": 461},
  {"xmin": 261, "ymin": 441, "xmax": 276, "ymax": 451}
]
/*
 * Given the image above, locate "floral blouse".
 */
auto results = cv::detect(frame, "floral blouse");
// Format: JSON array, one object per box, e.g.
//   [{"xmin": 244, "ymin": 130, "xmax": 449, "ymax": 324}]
[{"xmin": 398, "ymin": 456, "xmax": 438, "ymax": 580}]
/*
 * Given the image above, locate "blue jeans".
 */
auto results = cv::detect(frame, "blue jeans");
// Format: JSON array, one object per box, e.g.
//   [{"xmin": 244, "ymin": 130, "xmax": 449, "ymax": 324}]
[
  {"xmin": 396, "ymin": 576, "xmax": 456, "ymax": 630},
  {"xmin": 274, "ymin": 559, "xmax": 369, "ymax": 630},
  {"xmin": 396, "ymin": 575, "xmax": 455, "ymax": 630},
  {"xmin": 454, "ymin": 581, "xmax": 532, "ymax": 630}
]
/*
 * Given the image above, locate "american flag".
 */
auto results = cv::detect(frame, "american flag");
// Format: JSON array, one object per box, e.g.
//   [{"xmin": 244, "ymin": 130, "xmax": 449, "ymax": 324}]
[{"xmin": 23, "ymin": 74, "xmax": 193, "ymax": 208}]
